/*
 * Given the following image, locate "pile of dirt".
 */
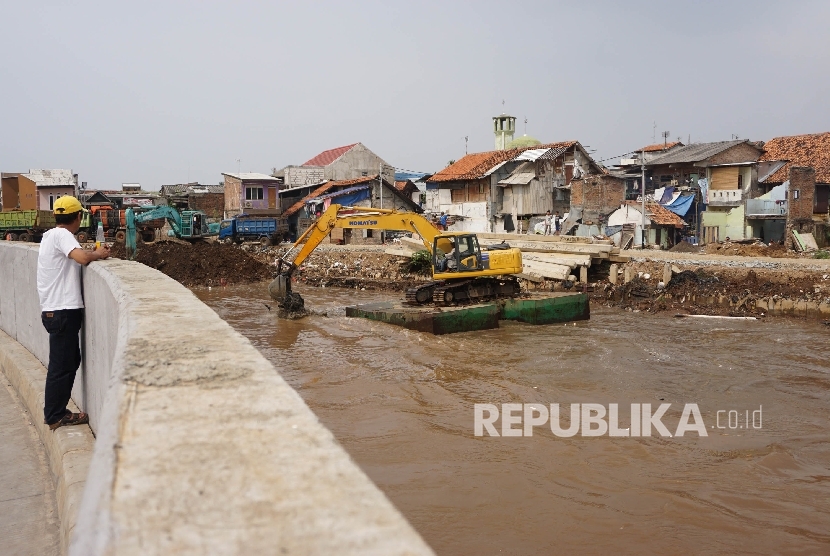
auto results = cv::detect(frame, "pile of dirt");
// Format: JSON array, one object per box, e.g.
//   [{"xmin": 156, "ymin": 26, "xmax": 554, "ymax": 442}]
[
  {"xmin": 111, "ymin": 241, "xmax": 274, "ymax": 287},
  {"xmin": 704, "ymin": 240, "xmax": 792, "ymax": 258},
  {"xmin": 669, "ymin": 240, "xmax": 702, "ymax": 253}
]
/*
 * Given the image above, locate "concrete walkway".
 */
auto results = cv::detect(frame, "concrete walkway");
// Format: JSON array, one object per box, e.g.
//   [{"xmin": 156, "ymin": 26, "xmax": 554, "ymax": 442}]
[{"xmin": 0, "ymin": 378, "xmax": 59, "ymax": 556}]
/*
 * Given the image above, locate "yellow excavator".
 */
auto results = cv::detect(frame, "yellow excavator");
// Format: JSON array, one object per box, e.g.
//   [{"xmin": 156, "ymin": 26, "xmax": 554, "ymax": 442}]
[{"xmin": 268, "ymin": 204, "xmax": 524, "ymax": 312}]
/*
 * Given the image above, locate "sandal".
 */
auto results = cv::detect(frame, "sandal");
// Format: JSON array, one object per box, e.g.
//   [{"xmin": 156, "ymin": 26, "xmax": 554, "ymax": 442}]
[{"xmin": 48, "ymin": 411, "xmax": 89, "ymax": 431}]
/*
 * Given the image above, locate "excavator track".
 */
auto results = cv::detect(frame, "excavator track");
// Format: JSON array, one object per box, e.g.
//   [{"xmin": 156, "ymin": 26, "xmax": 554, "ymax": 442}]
[
  {"xmin": 433, "ymin": 277, "xmax": 521, "ymax": 307},
  {"xmin": 405, "ymin": 282, "xmax": 439, "ymax": 304}
]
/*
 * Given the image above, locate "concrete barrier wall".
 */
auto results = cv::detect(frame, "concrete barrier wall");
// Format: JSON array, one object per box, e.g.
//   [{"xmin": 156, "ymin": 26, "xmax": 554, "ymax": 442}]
[{"xmin": 0, "ymin": 243, "xmax": 433, "ymax": 555}]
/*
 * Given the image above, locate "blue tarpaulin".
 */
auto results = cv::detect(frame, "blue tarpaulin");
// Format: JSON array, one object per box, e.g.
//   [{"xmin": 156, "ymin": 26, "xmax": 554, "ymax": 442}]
[
  {"xmin": 307, "ymin": 185, "xmax": 371, "ymax": 207},
  {"xmin": 659, "ymin": 186, "xmax": 675, "ymax": 204},
  {"xmin": 663, "ymin": 194, "xmax": 694, "ymax": 216}
]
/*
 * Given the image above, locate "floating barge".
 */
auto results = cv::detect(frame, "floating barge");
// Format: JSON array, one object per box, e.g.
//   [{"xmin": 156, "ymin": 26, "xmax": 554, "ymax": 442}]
[{"xmin": 345, "ymin": 292, "xmax": 589, "ymax": 335}]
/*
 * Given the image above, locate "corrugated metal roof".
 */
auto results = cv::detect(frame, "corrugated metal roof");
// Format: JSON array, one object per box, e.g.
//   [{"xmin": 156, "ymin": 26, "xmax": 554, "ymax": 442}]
[
  {"xmin": 161, "ymin": 183, "xmax": 225, "ymax": 196},
  {"xmin": 302, "ymin": 144, "xmax": 358, "ymax": 166},
  {"xmin": 498, "ymin": 162, "xmax": 536, "ymax": 185},
  {"xmin": 21, "ymin": 169, "xmax": 75, "ymax": 187},
  {"xmin": 758, "ymin": 132, "xmax": 830, "ymax": 184},
  {"xmin": 395, "ymin": 172, "xmax": 429, "ymax": 181},
  {"xmin": 222, "ymin": 172, "xmax": 279, "ymax": 181},
  {"xmin": 513, "ymin": 148, "xmax": 550, "ymax": 162},
  {"xmin": 645, "ymin": 140, "xmax": 751, "ymax": 166}
]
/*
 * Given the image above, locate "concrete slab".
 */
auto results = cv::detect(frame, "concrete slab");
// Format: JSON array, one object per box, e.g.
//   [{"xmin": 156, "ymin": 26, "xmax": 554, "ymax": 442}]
[
  {"xmin": 346, "ymin": 293, "xmax": 589, "ymax": 334},
  {"xmin": 0, "ymin": 378, "xmax": 60, "ymax": 556}
]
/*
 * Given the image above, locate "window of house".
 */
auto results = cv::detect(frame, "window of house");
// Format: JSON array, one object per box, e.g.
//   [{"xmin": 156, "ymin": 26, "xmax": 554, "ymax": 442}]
[
  {"xmin": 738, "ymin": 174, "xmax": 743, "ymax": 188},
  {"xmin": 48, "ymin": 193, "xmax": 64, "ymax": 210},
  {"xmin": 451, "ymin": 188, "xmax": 465, "ymax": 203},
  {"xmin": 793, "ymin": 189, "xmax": 800, "ymax": 199},
  {"xmin": 245, "ymin": 187, "xmax": 264, "ymax": 200}
]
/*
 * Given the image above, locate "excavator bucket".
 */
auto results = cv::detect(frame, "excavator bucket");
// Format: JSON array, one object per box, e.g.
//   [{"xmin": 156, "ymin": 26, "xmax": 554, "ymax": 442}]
[
  {"xmin": 268, "ymin": 274, "xmax": 290, "ymax": 301},
  {"xmin": 268, "ymin": 274, "xmax": 306, "ymax": 315}
]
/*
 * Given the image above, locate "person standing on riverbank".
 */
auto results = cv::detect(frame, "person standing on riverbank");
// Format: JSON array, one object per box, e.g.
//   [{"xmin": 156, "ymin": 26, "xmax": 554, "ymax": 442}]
[
  {"xmin": 543, "ymin": 211, "xmax": 552, "ymax": 235},
  {"xmin": 37, "ymin": 196, "xmax": 110, "ymax": 430}
]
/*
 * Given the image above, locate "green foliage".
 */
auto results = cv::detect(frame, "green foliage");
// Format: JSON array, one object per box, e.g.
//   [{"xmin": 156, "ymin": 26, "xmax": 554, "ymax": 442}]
[
  {"xmin": 814, "ymin": 250, "xmax": 830, "ymax": 259},
  {"xmin": 406, "ymin": 250, "xmax": 433, "ymax": 275}
]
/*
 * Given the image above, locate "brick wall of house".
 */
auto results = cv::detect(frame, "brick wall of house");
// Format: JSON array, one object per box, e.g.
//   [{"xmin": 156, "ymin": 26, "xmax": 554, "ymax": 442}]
[
  {"xmin": 788, "ymin": 166, "xmax": 816, "ymax": 220},
  {"xmin": 188, "ymin": 193, "xmax": 225, "ymax": 219},
  {"xmin": 343, "ymin": 228, "xmax": 384, "ymax": 245},
  {"xmin": 224, "ymin": 176, "xmax": 242, "ymax": 216},
  {"xmin": 706, "ymin": 142, "xmax": 763, "ymax": 166},
  {"xmin": 785, "ymin": 166, "xmax": 816, "ymax": 249},
  {"xmin": 570, "ymin": 174, "xmax": 626, "ymax": 223}
]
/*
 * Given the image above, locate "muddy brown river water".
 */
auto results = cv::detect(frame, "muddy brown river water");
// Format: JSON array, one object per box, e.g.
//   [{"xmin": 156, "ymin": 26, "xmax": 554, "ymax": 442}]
[{"xmin": 195, "ymin": 283, "xmax": 830, "ymax": 555}]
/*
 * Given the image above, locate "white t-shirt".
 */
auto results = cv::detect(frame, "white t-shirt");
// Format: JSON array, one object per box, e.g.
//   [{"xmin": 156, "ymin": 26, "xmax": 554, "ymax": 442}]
[{"xmin": 37, "ymin": 227, "xmax": 84, "ymax": 311}]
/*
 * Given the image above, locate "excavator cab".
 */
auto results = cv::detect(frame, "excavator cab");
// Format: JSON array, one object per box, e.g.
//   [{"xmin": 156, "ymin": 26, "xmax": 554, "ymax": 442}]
[{"xmin": 433, "ymin": 234, "xmax": 483, "ymax": 273}]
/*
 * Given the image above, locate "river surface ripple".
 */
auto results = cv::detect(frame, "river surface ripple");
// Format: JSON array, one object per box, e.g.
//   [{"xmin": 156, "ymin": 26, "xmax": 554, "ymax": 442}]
[{"xmin": 195, "ymin": 283, "xmax": 830, "ymax": 555}]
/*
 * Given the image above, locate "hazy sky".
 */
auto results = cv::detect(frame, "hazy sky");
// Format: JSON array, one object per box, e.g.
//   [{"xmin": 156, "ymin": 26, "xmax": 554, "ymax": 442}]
[{"xmin": 2, "ymin": 1, "xmax": 828, "ymax": 189}]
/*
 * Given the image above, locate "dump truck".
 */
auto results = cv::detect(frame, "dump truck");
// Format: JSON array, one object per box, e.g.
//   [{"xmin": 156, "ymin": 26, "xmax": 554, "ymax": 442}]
[
  {"xmin": 218, "ymin": 216, "xmax": 289, "ymax": 245},
  {"xmin": 269, "ymin": 204, "xmax": 524, "ymax": 313},
  {"xmin": 0, "ymin": 210, "xmax": 92, "ymax": 243}
]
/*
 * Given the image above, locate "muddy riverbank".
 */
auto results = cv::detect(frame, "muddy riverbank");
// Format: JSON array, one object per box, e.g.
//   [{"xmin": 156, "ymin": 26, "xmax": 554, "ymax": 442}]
[
  {"xmin": 114, "ymin": 241, "xmax": 830, "ymax": 318},
  {"xmin": 194, "ymin": 283, "xmax": 830, "ymax": 555}
]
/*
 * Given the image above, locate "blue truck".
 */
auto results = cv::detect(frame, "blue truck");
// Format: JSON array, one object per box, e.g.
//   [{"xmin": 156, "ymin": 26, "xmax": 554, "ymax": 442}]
[{"xmin": 219, "ymin": 216, "xmax": 287, "ymax": 245}]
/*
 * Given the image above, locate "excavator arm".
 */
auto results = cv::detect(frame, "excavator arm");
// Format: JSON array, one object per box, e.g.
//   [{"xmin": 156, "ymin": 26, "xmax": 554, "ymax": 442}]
[
  {"xmin": 133, "ymin": 205, "xmax": 182, "ymax": 236},
  {"xmin": 269, "ymin": 203, "xmax": 439, "ymax": 310}
]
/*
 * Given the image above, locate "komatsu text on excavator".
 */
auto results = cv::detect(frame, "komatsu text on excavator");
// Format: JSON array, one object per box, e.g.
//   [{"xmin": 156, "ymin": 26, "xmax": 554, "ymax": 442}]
[{"xmin": 268, "ymin": 204, "xmax": 524, "ymax": 313}]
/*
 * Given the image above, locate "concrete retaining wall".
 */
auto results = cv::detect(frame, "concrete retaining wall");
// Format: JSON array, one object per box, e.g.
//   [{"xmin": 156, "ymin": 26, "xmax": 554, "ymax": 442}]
[{"xmin": 0, "ymin": 243, "xmax": 432, "ymax": 555}]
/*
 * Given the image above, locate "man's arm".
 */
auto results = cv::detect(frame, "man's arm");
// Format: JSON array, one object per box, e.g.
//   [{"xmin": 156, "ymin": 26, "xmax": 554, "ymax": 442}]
[{"xmin": 68, "ymin": 244, "xmax": 111, "ymax": 265}]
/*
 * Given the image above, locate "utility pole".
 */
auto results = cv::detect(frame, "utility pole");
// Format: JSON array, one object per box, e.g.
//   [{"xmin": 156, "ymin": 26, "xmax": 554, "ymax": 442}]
[{"xmin": 641, "ymin": 148, "xmax": 647, "ymax": 248}]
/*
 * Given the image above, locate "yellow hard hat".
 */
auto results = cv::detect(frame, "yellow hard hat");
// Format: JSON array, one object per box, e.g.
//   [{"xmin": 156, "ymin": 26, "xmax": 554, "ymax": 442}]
[{"xmin": 53, "ymin": 195, "xmax": 83, "ymax": 215}]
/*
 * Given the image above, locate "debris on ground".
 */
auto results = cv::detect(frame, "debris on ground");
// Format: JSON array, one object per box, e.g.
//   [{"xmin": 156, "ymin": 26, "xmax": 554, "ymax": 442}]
[
  {"xmin": 703, "ymin": 239, "xmax": 792, "ymax": 258},
  {"xmin": 590, "ymin": 259, "xmax": 830, "ymax": 317},
  {"xmin": 669, "ymin": 241, "xmax": 702, "ymax": 254}
]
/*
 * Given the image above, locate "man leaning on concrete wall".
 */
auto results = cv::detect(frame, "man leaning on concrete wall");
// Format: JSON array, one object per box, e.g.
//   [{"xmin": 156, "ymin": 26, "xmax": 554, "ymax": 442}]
[{"xmin": 37, "ymin": 196, "xmax": 110, "ymax": 430}]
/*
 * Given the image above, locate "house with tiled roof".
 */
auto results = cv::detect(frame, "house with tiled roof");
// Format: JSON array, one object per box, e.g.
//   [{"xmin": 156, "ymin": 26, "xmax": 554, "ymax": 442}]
[
  {"xmin": 426, "ymin": 140, "xmax": 604, "ymax": 233},
  {"xmin": 280, "ymin": 143, "xmax": 395, "ymax": 189},
  {"xmin": 758, "ymin": 132, "xmax": 830, "ymax": 212},
  {"xmin": 754, "ymin": 132, "xmax": 830, "ymax": 247},
  {"xmin": 607, "ymin": 201, "xmax": 686, "ymax": 248}
]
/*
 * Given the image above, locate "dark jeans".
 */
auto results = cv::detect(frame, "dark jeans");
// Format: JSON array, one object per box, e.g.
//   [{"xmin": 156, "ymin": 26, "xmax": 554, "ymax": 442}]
[{"xmin": 41, "ymin": 309, "xmax": 84, "ymax": 425}]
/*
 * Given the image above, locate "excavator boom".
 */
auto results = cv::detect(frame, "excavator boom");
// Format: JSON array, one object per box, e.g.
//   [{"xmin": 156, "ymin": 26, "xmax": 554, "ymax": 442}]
[{"xmin": 270, "ymin": 204, "xmax": 439, "ymax": 309}]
